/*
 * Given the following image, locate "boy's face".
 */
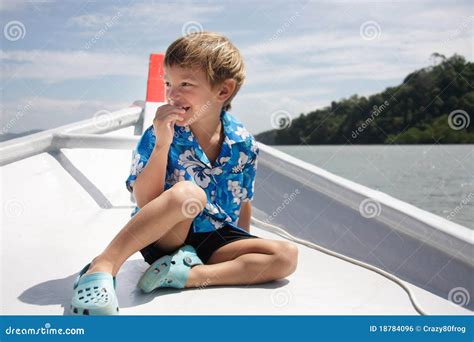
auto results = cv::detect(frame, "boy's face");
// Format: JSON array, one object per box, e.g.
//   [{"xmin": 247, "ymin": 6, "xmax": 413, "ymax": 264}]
[{"xmin": 164, "ymin": 65, "xmax": 223, "ymax": 127}]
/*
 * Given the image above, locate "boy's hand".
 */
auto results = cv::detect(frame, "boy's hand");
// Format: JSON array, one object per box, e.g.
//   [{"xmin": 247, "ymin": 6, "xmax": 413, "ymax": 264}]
[{"xmin": 153, "ymin": 104, "xmax": 185, "ymax": 148}]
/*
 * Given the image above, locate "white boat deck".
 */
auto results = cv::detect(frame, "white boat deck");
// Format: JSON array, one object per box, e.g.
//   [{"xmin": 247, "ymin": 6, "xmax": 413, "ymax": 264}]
[{"xmin": 1, "ymin": 126, "xmax": 470, "ymax": 315}]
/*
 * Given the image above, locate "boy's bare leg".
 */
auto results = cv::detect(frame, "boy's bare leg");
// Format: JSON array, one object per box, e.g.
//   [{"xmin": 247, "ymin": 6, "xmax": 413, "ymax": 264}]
[
  {"xmin": 85, "ymin": 181, "xmax": 206, "ymax": 277},
  {"xmin": 185, "ymin": 239, "xmax": 299, "ymax": 288}
]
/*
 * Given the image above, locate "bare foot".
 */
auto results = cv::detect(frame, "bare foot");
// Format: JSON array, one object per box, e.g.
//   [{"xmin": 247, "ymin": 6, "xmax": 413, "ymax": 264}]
[{"xmin": 85, "ymin": 256, "xmax": 115, "ymax": 276}]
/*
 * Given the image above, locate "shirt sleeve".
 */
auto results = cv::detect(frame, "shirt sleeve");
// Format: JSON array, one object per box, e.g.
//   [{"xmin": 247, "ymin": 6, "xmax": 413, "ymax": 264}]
[
  {"xmin": 241, "ymin": 142, "xmax": 259, "ymax": 202},
  {"xmin": 125, "ymin": 125, "xmax": 156, "ymax": 193}
]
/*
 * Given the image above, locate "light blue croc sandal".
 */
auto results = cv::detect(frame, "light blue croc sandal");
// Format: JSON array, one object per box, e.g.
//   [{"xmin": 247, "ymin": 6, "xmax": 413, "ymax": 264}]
[
  {"xmin": 137, "ymin": 245, "xmax": 203, "ymax": 293},
  {"xmin": 70, "ymin": 263, "xmax": 119, "ymax": 315}
]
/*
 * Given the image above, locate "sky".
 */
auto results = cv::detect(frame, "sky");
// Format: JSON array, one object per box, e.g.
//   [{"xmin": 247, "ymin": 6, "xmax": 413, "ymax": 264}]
[{"xmin": 1, "ymin": 0, "xmax": 472, "ymax": 135}]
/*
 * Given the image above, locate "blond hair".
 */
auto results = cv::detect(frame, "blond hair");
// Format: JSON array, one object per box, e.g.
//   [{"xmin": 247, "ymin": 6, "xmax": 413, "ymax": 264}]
[{"xmin": 164, "ymin": 32, "xmax": 245, "ymax": 111}]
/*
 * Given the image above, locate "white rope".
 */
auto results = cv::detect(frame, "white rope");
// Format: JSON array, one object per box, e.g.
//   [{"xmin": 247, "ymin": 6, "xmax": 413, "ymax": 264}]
[{"xmin": 251, "ymin": 217, "xmax": 428, "ymax": 316}]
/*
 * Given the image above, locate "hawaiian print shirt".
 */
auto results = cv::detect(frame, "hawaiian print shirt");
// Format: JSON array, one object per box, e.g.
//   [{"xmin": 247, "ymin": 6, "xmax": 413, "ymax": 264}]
[{"xmin": 125, "ymin": 110, "xmax": 259, "ymax": 233}]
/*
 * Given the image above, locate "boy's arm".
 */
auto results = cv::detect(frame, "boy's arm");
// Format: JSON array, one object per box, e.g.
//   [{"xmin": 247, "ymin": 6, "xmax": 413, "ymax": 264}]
[
  {"xmin": 133, "ymin": 145, "xmax": 169, "ymax": 208},
  {"xmin": 237, "ymin": 201, "xmax": 252, "ymax": 233}
]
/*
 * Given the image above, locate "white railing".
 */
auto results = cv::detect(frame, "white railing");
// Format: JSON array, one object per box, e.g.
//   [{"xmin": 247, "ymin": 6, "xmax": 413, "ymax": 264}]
[
  {"xmin": 0, "ymin": 102, "xmax": 144, "ymax": 166},
  {"xmin": 258, "ymin": 143, "xmax": 474, "ymax": 266}
]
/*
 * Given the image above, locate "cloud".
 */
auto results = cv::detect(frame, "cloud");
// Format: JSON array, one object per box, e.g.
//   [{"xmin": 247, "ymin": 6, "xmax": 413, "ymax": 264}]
[
  {"xmin": 0, "ymin": 0, "xmax": 26, "ymax": 12},
  {"xmin": 234, "ymin": 86, "xmax": 332, "ymax": 134},
  {"xmin": 241, "ymin": 25, "xmax": 471, "ymax": 88},
  {"xmin": 1, "ymin": 96, "xmax": 132, "ymax": 134},
  {"xmin": 67, "ymin": 2, "xmax": 224, "ymax": 32},
  {"xmin": 239, "ymin": 87, "xmax": 335, "ymax": 100},
  {"xmin": 233, "ymin": 96, "xmax": 329, "ymax": 135},
  {"xmin": 1, "ymin": 50, "xmax": 146, "ymax": 83},
  {"xmin": 0, "ymin": 0, "xmax": 55, "ymax": 12},
  {"xmin": 1, "ymin": 0, "xmax": 472, "ymax": 136}
]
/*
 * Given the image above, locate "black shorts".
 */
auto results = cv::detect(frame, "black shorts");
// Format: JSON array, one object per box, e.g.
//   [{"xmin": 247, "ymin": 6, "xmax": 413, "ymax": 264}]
[{"xmin": 139, "ymin": 222, "xmax": 260, "ymax": 265}]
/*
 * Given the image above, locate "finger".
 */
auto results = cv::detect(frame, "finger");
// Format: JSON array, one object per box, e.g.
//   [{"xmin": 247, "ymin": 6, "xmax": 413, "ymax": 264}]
[
  {"xmin": 162, "ymin": 106, "xmax": 186, "ymax": 114},
  {"xmin": 157, "ymin": 110, "xmax": 185, "ymax": 121},
  {"xmin": 155, "ymin": 114, "xmax": 183, "ymax": 123},
  {"xmin": 164, "ymin": 114, "xmax": 184, "ymax": 122}
]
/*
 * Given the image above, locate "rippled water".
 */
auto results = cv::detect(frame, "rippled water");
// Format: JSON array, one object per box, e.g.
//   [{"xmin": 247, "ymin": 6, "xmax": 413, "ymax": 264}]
[{"xmin": 275, "ymin": 145, "xmax": 473, "ymax": 229}]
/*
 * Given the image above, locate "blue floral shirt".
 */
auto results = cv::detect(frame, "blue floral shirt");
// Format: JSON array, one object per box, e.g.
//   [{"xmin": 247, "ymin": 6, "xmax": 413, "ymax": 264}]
[{"xmin": 125, "ymin": 110, "xmax": 259, "ymax": 233}]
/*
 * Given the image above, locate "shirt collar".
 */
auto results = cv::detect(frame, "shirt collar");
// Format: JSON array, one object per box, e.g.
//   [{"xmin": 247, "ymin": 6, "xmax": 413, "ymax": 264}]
[{"xmin": 173, "ymin": 110, "xmax": 247, "ymax": 147}]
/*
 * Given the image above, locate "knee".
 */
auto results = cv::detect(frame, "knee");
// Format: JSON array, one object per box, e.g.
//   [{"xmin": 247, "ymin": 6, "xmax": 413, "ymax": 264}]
[
  {"xmin": 273, "ymin": 241, "xmax": 299, "ymax": 278},
  {"xmin": 168, "ymin": 181, "xmax": 207, "ymax": 217}
]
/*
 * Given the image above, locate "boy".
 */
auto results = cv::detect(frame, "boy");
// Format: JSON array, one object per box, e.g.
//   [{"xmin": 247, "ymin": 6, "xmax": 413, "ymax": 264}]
[{"xmin": 71, "ymin": 32, "xmax": 298, "ymax": 315}]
